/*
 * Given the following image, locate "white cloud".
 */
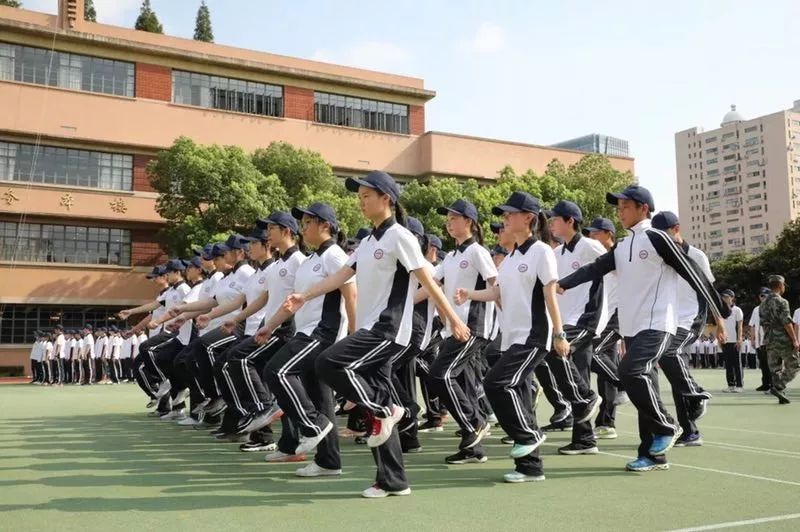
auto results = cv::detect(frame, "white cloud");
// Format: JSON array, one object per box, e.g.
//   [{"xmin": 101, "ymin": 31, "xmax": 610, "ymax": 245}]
[
  {"xmin": 20, "ymin": 0, "xmax": 146, "ymax": 27},
  {"xmin": 464, "ymin": 22, "xmax": 507, "ymax": 53},
  {"xmin": 311, "ymin": 41, "xmax": 413, "ymax": 74}
]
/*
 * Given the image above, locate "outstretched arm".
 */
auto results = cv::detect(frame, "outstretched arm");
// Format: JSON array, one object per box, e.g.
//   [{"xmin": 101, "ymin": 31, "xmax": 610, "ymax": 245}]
[{"xmin": 558, "ymin": 249, "xmax": 617, "ymax": 292}]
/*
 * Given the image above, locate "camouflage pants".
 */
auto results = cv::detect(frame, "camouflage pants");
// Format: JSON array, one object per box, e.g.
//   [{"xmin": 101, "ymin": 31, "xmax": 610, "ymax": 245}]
[{"xmin": 767, "ymin": 343, "xmax": 800, "ymax": 390}]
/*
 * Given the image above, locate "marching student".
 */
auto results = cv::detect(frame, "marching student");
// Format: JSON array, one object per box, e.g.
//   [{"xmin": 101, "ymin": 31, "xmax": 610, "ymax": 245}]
[
  {"xmin": 120, "ymin": 329, "xmax": 137, "ymax": 382},
  {"xmin": 29, "ymin": 331, "xmax": 41, "ymax": 384},
  {"xmin": 259, "ymin": 202, "xmax": 356, "ymax": 476},
  {"xmin": 538, "ymin": 200, "xmax": 605, "ymax": 456},
  {"xmin": 283, "ymin": 170, "xmax": 470, "ymax": 498},
  {"xmin": 558, "ymin": 185, "xmax": 728, "ymax": 471},
  {"xmin": 70, "ymin": 330, "xmax": 82, "ymax": 384},
  {"xmin": 81, "ymin": 325, "xmax": 95, "ymax": 385},
  {"xmin": 426, "ymin": 198, "xmax": 497, "ymax": 464},
  {"xmin": 42, "ymin": 334, "xmax": 54, "ymax": 386},
  {"xmin": 95, "ymin": 328, "xmax": 109, "ymax": 384},
  {"xmin": 54, "ymin": 325, "xmax": 66, "ymax": 386},
  {"xmin": 743, "ymin": 334, "xmax": 756, "ymax": 370},
  {"xmin": 109, "ymin": 326, "xmax": 123, "ymax": 384},
  {"xmin": 720, "ymin": 290, "xmax": 744, "ymax": 393},
  {"xmin": 455, "ymin": 190, "xmax": 569, "ymax": 483}
]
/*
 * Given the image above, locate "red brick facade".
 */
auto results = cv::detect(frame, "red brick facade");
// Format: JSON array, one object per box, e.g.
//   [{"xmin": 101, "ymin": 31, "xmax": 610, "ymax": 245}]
[
  {"xmin": 133, "ymin": 154, "xmax": 156, "ymax": 192},
  {"xmin": 135, "ymin": 63, "xmax": 172, "ymax": 102},
  {"xmin": 409, "ymin": 105, "xmax": 425, "ymax": 136},
  {"xmin": 131, "ymin": 229, "xmax": 167, "ymax": 267},
  {"xmin": 284, "ymin": 85, "xmax": 314, "ymax": 120}
]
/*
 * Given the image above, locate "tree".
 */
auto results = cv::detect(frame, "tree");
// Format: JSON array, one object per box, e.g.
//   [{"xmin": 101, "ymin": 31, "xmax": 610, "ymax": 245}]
[
  {"xmin": 84, "ymin": 0, "xmax": 96, "ymax": 21},
  {"xmin": 252, "ymin": 142, "xmax": 339, "ymax": 201},
  {"xmin": 0, "ymin": 0, "xmax": 22, "ymax": 8},
  {"xmin": 148, "ymin": 137, "xmax": 288, "ymax": 255},
  {"xmin": 193, "ymin": 0, "xmax": 214, "ymax": 42},
  {"xmin": 134, "ymin": 0, "xmax": 163, "ymax": 34}
]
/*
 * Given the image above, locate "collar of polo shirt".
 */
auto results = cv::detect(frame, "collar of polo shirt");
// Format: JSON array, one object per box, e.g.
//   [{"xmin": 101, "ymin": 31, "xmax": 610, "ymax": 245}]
[
  {"xmin": 232, "ymin": 260, "xmax": 248, "ymax": 273},
  {"xmin": 455, "ymin": 236, "xmax": 476, "ymax": 253},
  {"xmin": 279, "ymin": 246, "xmax": 299, "ymax": 261},
  {"xmin": 370, "ymin": 217, "xmax": 396, "ymax": 241},
  {"xmin": 315, "ymin": 238, "xmax": 336, "ymax": 256},
  {"xmin": 561, "ymin": 232, "xmax": 582, "ymax": 254},
  {"xmin": 259, "ymin": 258, "xmax": 275, "ymax": 271},
  {"xmin": 512, "ymin": 237, "xmax": 537, "ymax": 255}
]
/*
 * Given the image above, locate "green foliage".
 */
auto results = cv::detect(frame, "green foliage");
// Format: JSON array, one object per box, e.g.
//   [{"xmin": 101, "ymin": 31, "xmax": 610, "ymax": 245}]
[
  {"xmin": 252, "ymin": 142, "xmax": 337, "ymax": 199},
  {"xmin": 134, "ymin": 0, "xmax": 163, "ymax": 33},
  {"xmin": 84, "ymin": 0, "xmax": 96, "ymax": 21},
  {"xmin": 0, "ymin": 0, "xmax": 22, "ymax": 7},
  {"xmin": 193, "ymin": 0, "xmax": 213, "ymax": 42}
]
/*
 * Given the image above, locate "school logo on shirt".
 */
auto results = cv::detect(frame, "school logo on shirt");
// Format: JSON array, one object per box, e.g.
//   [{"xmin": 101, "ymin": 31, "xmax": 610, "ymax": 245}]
[
  {"xmin": 518, "ymin": 264, "xmax": 529, "ymax": 273},
  {"xmin": 459, "ymin": 260, "xmax": 469, "ymax": 269},
  {"xmin": 258, "ymin": 277, "xmax": 266, "ymax": 284},
  {"xmin": 313, "ymin": 263, "xmax": 322, "ymax": 272},
  {"xmin": 571, "ymin": 261, "xmax": 580, "ymax": 270},
  {"xmin": 374, "ymin": 249, "xmax": 385, "ymax": 260},
  {"xmin": 230, "ymin": 282, "xmax": 236, "ymax": 289},
  {"xmin": 639, "ymin": 250, "xmax": 649, "ymax": 260},
  {"xmin": 279, "ymin": 268, "xmax": 288, "ymax": 277}
]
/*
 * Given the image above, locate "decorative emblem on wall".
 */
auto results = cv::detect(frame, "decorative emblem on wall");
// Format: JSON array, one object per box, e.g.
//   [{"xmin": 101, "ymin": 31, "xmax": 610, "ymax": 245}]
[
  {"xmin": 2, "ymin": 189, "xmax": 20, "ymax": 206},
  {"xmin": 109, "ymin": 197, "xmax": 128, "ymax": 214},
  {"xmin": 59, "ymin": 193, "xmax": 75, "ymax": 211}
]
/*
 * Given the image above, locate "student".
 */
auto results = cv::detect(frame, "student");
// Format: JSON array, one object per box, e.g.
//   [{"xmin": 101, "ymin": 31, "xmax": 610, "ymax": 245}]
[
  {"xmin": 69, "ymin": 330, "xmax": 81, "ymax": 384},
  {"xmin": 558, "ymin": 185, "xmax": 728, "ymax": 471},
  {"xmin": 742, "ymin": 334, "xmax": 756, "ymax": 370},
  {"xmin": 283, "ymin": 170, "xmax": 470, "ymax": 498},
  {"xmin": 53, "ymin": 326, "xmax": 66, "ymax": 386},
  {"xmin": 29, "ymin": 331, "xmax": 41, "ymax": 384},
  {"xmin": 259, "ymin": 202, "xmax": 356, "ymax": 476},
  {"xmin": 42, "ymin": 334, "xmax": 54, "ymax": 386},
  {"xmin": 759, "ymin": 275, "xmax": 799, "ymax": 404},
  {"xmin": 426, "ymin": 198, "xmax": 497, "ymax": 464},
  {"xmin": 720, "ymin": 290, "xmax": 744, "ymax": 392},
  {"xmin": 456, "ymin": 191, "xmax": 569, "ymax": 483},
  {"xmin": 749, "ymin": 289, "xmax": 772, "ymax": 391},
  {"xmin": 81, "ymin": 325, "xmax": 96, "ymax": 385}
]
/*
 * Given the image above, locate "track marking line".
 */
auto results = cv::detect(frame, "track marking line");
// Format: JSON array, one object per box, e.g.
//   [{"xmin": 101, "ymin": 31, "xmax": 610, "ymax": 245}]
[{"xmin": 666, "ymin": 512, "xmax": 800, "ymax": 531}]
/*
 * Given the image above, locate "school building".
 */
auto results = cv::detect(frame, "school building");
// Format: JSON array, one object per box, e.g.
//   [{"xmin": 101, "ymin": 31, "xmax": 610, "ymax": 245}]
[{"xmin": 0, "ymin": 0, "xmax": 634, "ymax": 374}]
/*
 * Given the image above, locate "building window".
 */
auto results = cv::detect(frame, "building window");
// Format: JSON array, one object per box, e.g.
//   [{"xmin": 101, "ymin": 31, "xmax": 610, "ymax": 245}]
[
  {"xmin": 744, "ymin": 136, "xmax": 760, "ymax": 147},
  {"xmin": 706, "ymin": 158, "xmax": 718, "ymax": 165},
  {"xmin": 724, "ymin": 175, "xmax": 738, "ymax": 183},
  {"xmin": 707, "ymin": 169, "xmax": 719, "ymax": 177},
  {"xmin": 749, "ymin": 205, "xmax": 763, "ymax": 212},
  {"xmin": 723, "ymin": 154, "xmax": 736, "ymax": 161},
  {"xmin": 705, "ymin": 136, "xmax": 718, "ymax": 144},
  {"xmin": 0, "ymin": 304, "xmax": 128, "ymax": 345},
  {"xmin": 314, "ymin": 91, "xmax": 409, "ymax": 134},
  {"xmin": 722, "ymin": 143, "xmax": 738, "ymax": 151},
  {"xmin": 707, "ymin": 179, "xmax": 719, "ymax": 186},
  {"xmin": 744, "ymin": 126, "xmax": 758, "ymax": 133},
  {"xmin": 0, "ymin": 221, "xmax": 131, "ymax": 266},
  {"xmin": 723, "ymin": 164, "xmax": 737, "ymax": 173},
  {"xmin": 750, "ymin": 223, "xmax": 764, "ymax": 230},
  {"xmin": 727, "ymin": 226, "xmax": 740, "ymax": 233},
  {"xmin": 746, "ymin": 147, "xmax": 760, "ymax": 156},
  {"xmin": 0, "ymin": 141, "xmax": 132, "ymax": 191},
  {"xmin": 705, "ymin": 147, "xmax": 718, "ymax": 154},
  {"xmin": 0, "ymin": 41, "xmax": 134, "ymax": 97},
  {"xmin": 172, "ymin": 70, "xmax": 283, "ymax": 117}
]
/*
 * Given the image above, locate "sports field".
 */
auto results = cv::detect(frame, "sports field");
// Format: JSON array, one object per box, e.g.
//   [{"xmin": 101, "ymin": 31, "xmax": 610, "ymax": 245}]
[{"xmin": 1, "ymin": 370, "xmax": 799, "ymax": 532}]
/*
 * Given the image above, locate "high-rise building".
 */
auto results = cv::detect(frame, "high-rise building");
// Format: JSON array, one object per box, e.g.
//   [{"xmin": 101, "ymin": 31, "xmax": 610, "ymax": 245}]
[
  {"xmin": 0, "ymin": 1, "xmax": 634, "ymax": 373},
  {"xmin": 551, "ymin": 134, "xmax": 630, "ymax": 157},
  {"xmin": 675, "ymin": 102, "xmax": 800, "ymax": 260}
]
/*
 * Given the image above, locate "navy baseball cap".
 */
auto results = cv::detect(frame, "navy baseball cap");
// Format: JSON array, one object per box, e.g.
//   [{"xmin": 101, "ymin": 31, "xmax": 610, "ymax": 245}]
[
  {"xmin": 187, "ymin": 256, "xmax": 203, "ymax": 269},
  {"xmin": 165, "ymin": 258, "xmax": 187, "ymax": 272},
  {"xmin": 546, "ymin": 200, "xmax": 583, "ymax": 223},
  {"xmin": 406, "ymin": 217, "xmax": 425, "ymax": 238},
  {"xmin": 492, "ymin": 191, "xmax": 542, "ymax": 216},
  {"xmin": 427, "ymin": 234, "xmax": 443, "ymax": 250},
  {"xmin": 607, "ymin": 185, "xmax": 655, "ymax": 212},
  {"xmin": 195, "ymin": 244, "xmax": 214, "ymax": 258},
  {"xmin": 216, "ymin": 234, "xmax": 250, "ymax": 254},
  {"xmin": 345, "ymin": 170, "xmax": 401, "ymax": 204},
  {"xmin": 53, "ymin": 324, "xmax": 63, "ymax": 331},
  {"xmin": 83, "ymin": 324, "xmax": 93, "ymax": 331},
  {"xmin": 292, "ymin": 202, "xmax": 339, "ymax": 232},
  {"xmin": 146, "ymin": 265, "xmax": 167, "ymax": 279},
  {"xmin": 652, "ymin": 211, "xmax": 680, "ymax": 231},
  {"xmin": 245, "ymin": 224, "xmax": 269, "ymax": 243},
  {"xmin": 585, "ymin": 217, "xmax": 616, "ymax": 234},
  {"xmin": 109, "ymin": 325, "xmax": 119, "ymax": 333},
  {"xmin": 263, "ymin": 211, "xmax": 299, "ymax": 234},
  {"xmin": 437, "ymin": 199, "xmax": 479, "ymax": 222},
  {"xmin": 490, "ymin": 222, "xmax": 504, "ymax": 234},
  {"xmin": 759, "ymin": 286, "xmax": 771, "ymax": 296},
  {"xmin": 354, "ymin": 227, "xmax": 371, "ymax": 241},
  {"xmin": 490, "ymin": 245, "xmax": 509, "ymax": 257},
  {"xmin": 721, "ymin": 289, "xmax": 735, "ymax": 298}
]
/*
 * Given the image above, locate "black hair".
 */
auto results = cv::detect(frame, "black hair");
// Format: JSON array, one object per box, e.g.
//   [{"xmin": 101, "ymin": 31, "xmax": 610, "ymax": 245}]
[
  {"xmin": 314, "ymin": 216, "xmax": 347, "ymax": 248},
  {"xmin": 469, "ymin": 219, "xmax": 485, "ymax": 246},
  {"xmin": 557, "ymin": 216, "xmax": 580, "ymax": 232},
  {"xmin": 531, "ymin": 212, "xmax": 551, "ymax": 243},
  {"xmin": 393, "ymin": 201, "xmax": 408, "ymax": 227},
  {"xmin": 633, "ymin": 201, "xmax": 653, "ymax": 219}
]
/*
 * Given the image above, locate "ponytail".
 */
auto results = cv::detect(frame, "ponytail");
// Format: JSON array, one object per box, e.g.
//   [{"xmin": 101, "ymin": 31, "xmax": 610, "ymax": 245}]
[
  {"xmin": 534, "ymin": 212, "xmax": 551, "ymax": 243},
  {"xmin": 470, "ymin": 220, "xmax": 485, "ymax": 246},
  {"xmin": 335, "ymin": 229, "xmax": 347, "ymax": 248},
  {"xmin": 393, "ymin": 201, "xmax": 407, "ymax": 227}
]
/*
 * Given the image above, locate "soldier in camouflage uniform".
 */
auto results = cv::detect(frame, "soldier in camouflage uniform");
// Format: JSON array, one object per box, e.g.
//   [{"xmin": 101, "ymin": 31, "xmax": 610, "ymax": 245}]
[{"xmin": 758, "ymin": 275, "xmax": 800, "ymax": 404}]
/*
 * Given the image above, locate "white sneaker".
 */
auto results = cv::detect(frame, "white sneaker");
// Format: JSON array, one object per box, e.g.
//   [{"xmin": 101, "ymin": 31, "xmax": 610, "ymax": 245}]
[
  {"xmin": 367, "ymin": 406, "xmax": 404, "ymax": 448},
  {"xmin": 733, "ymin": 387, "xmax": 744, "ymax": 393},
  {"xmin": 264, "ymin": 451, "xmax": 307, "ymax": 463},
  {"xmin": 295, "ymin": 461, "xmax": 342, "ymax": 477},
  {"xmin": 295, "ymin": 421, "xmax": 334, "ymax": 455},
  {"xmin": 361, "ymin": 484, "xmax": 411, "ymax": 498},
  {"xmin": 177, "ymin": 416, "xmax": 199, "ymax": 426},
  {"xmin": 173, "ymin": 388, "xmax": 190, "ymax": 406},
  {"xmin": 487, "ymin": 413, "xmax": 498, "ymax": 424},
  {"xmin": 160, "ymin": 409, "xmax": 185, "ymax": 421},
  {"xmin": 155, "ymin": 379, "xmax": 172, "ymax": 399},
  {"xmin": 191, "ymin": 398, "xmax": 210, "ymax": 416},
  {"xmin": 722, "ymin": 387, "xmax": 734, "ymax": 393}
]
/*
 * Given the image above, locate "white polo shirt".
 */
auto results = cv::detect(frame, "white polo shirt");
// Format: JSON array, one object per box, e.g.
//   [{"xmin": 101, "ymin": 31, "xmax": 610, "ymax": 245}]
[
  {"xmin": 554, "ymin": 233, "xmax": 606, "ymax": 330},
  {"xmin": 94, "ymin": 335, "xmax": 107, "ymax": 359},
  {"xmin": 242, "ymin": 259, "xmax": 275, "ymax": 336},
  {"xmin": 212, "ymin": 261, "xmax": 255, "ymax": 329},
  {"xmin": 749, "ymin": 307, "xmax": 763, "ymax": 347},
  {"xmin": 199, "ymin": 271, "xmax": 224, "ymax": 335},
  {"xmin": 496, "ymin": 237, "xmax": 559, "ymax": 352},
  {"xmin": 55, "ymin": 333, "xmax": 66, "ymax": 359},
  {"xmin": 260, "ymin": 248, "xmax": 306, "ymax": 335},
  {"xmin": 68, "ymin": 338, "xmax": 78, "ymax": 358},
  {"xmin": 434, "ymin": 238, "xmax": 497, "ymax": 339},
  {"xmin": 44, "ymin": 341, "xmax": 53, "ymax": 360},
  {"xmin": 294, "ymin": 241, "xmax": 352, "ymax": 342},
  {"xmin": 176, "ymin": 281, "xmax": 201, "ymax": 345},
  {"xmin": 346, "ymin": 218, "xmax": 428, "ymax": 346},
  {"xmin": 82, "ymin": 334, "xmax": 95, "ymax": 358},
  {"xmin": 150, "ymin": 288, "xmax": 169, "ymax": 338},
  {"xmin": 30, "ymin": 340, "xmax": 41, "ymax": 362},
  {"xmin": 110, "ymin": 335, "xmax": 122, "ymax": 358},
  {"xmin": 722, "ymin": 305, "xmax": 743, "ymax": 344},
  {"xmin": 414, "ymin": 262, "xmax": 438, "ymax": 351}
]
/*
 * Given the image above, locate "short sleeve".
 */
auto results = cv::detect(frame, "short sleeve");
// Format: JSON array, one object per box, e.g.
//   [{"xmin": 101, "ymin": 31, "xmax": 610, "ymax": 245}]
[
  {"xmin": 471, "ymin": 245, "xmax": 498, "ymax": 280},
  {"xmin": 793, "ymin": 309, "xmax": 800, "ymax": 324},
  {"xmin": 346, "ymin": 246, "xmax": 359, "ymax": 270},
  {"xmin": 434, "ymin": 260, "xmax": 445, "ymax": 282},
  {"xmin": 324, "ymin": 246, "xmax": 354, "ymax": 285},
  {"xmin": 735, "ymin": 307, "xmax": 744, "ymax": 321},
  {"xmin": 394, "ymin": 230, "xmax": 428, "ymax": 273},
  {"xmin": 537, "ymin": 245, "xmax": 559, "ymax": 286}
]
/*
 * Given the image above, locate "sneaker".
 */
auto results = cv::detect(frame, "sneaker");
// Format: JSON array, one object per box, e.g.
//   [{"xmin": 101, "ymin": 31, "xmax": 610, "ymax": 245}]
[
  {"xmin": 770, "ymin": 387, "xmax": 791, "ymax": 405},
  {"xmin": 194, "ymin": 419, "xmax": 220, "ymax": 430},
  {"xmin": 295, "ymin": 422, "xmax": 334, "ymax": 455},
  {"xmin": 191, "ymin": 398, "xmax": 210, "ymax": 416},
  {"xmin": 397, "ymin": 415, "xmax": 417, "ymax": 434},
  {"xmin": 417, "ymin": 419, "xmax": 444, "ymax": 432},
  {"xmin": 649, "ymin": 427, "xmax": 683, "ymax": 456},
  {"xmin": 148, "ymin": 410, "xmax": 167, "ymax": 418},
  {"xmin": 445, "ymin": 450, "xmax": 488, "ymax": 464},
  {"xmin": 687, "ymin": 399, "xmax": 708, "ymax": 421},
  {"xmin": 204, "ymin": 398, "xmax": 227, "ymax": 417},
  {"xmin": 487, "ymin": 413, "xmax": 498, "ymax": 424},
  {"xmin": 510, "ymin": 435, "xmax": 546, "ymax": 459},
  {"xmin": 594, "ymin": 426, "xmax": 618, "ymax": 440},
  {"xmin": 295, "ymin": 462, "xmax": 342, "ymax": 477},
  {"xmin": 239, "ymin": 441, "xmax": 277, "ymax": 453},
  {"xmin": 459, "ymin": 422, "xmax": 492, "ymax": 450},
  {"xmin": 558, "ymin": 442, "xmax": 599, "ymax": 455},
  {"xmin": 573, "ymin": 396, "xmax": 601, "ymax": 424},
  {"xmin": 264, "ymin": 451, "xmax": 307, "ymax": 463},
  {"xmin": 755, "ymin": 384, "xmax": 770, "ymax": 392},
  {"xmin": 503, "ymin": 471, "xmax": 545, "ymax": 483},
  {"xmin": 173, "ymin": 388, "xmax": 190, "ymax": 406},
  {"xmin": 613, "ymin": 391, "xmax": 630, "ymax": 406},
  {"xmin": 224, "ymin": 434, "xmax": 249, "ymax": 443},
  {"xmin": 403, "ymin": 446, "xmax": 423, "ymax": 454},
  {"xmin": 177, "ymin": 416, "xmax": 199, "ymax": 426},
  {"xmin": 236, "ymin": 405, "xmax": 283, "ymax": 435},
  {"xmin": 733, "ymin": 387, "xmax": 744, "ymax": 393},
  {"xmin": 361, "ymin": 484, "xmax": 411, "ymax": 498},
  {"xmin": 674, "ymin": 432, "xmax": 703, "ymax": 447},
  {"xmin": 155, "ymin": 379, "xmax": 171, "ymax": 399},
  {"xmin": 354, "ymin": 436, "xmax": 368, "ymax": 445},
  {"xmin": 542, "ymin": 420, "xmax": 573, "ymax": 432},
  {"xmin": 367, "ymin": 406, "xmax": 404, "ymax": 448},
  {"xmin": 625, "ymin": 457, "xmax": 669, "ymax": 472},
  {"xmin": 146, "ymin": 398, "xmax": 158, "ymax": 409},
  {"xmin": 500, "ymin": 435, "xmax": 514, "ymax": 445},
  {"xmin": 160, "ymin": 409, "xmax": 186, "ymax": 421},
  {"xmin": 722, "ymin": 386, "xmax": 735, "ymax": 393}
]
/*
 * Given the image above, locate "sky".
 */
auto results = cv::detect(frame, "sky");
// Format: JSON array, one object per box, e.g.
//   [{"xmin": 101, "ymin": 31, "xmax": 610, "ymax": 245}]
[{"xmin": 20, "ymin": 0, "xmax": 800, "ymax": 213}]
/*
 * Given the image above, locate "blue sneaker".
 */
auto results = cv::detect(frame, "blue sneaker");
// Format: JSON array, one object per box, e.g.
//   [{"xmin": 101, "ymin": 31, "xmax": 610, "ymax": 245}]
[
  {"xmin": 503, "ymin": 471, "xmax": 546, "ymax": 483},
  {"xmin": 649, "ymin": 427, "xmax": 683, "ymax": 456},
  {"xmin": 625, "ymin": 457, "xmax": 669, "ymax": 472},
  {"xmin": 674, "ymin": 432, "xmax": 703, "ymax": 447},
  {"xmin": 510, "ymin": 434, "xmax": 546, "ymax": 459}
]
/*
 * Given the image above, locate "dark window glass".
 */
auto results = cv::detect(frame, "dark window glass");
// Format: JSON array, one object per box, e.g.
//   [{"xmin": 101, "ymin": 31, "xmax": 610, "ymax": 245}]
[
  {"xmin": 0, "ymin": 304, "xmax": 130, "ymax": 344},
  {"xmin": 0, "ymin": 221, "xmax": 130, "ymax": 266},
  {"xmin": 172, "ymin": 70, "xmax": 283, "ymax": 117},
  {"xmin": 313, "ymin": 91, "xmax": 410, "ymax": 134}
]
